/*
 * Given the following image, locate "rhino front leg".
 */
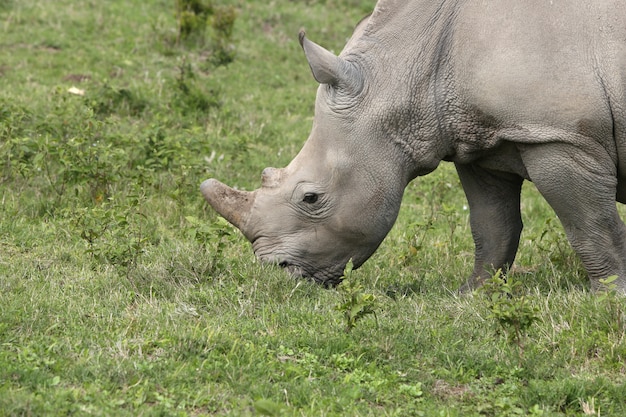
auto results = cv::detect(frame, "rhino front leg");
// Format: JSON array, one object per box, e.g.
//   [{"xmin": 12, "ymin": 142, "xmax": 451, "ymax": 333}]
[
  {"xmin": 455, "ymin": 163, "xmax": 524, "ymax": 292},
  {"xmin": 520, "ymin": 143, "xmax": 626, "ymax": 294}
]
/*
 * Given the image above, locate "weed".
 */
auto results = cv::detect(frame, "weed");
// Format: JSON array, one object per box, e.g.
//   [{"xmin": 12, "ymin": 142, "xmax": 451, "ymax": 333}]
[
  {"xmin": 176, "ymin": 0, "xmax": 214, "ymax": 44},
  {"xmin": 399, "ymin": 219, "xmax": 434, "ymax": 265},
  {"xmin": 1, "ymin": 113, "xmax": 130, "ymax": 204},
  {"xmin": 334, "ymin": 260, "xmax": 378, "ymax": 333},
  {"xmin": 440, "ymin": 202, "xmax": 462, "ymax": 249},
  {"xmin": 87, "ymin": 82, "xmax": 148, "ymax": 118},
  {"xmin": 481, "ymin": 270, "xmax": 539, "ymax": 357},
  {"xmin": 172, "ymin": 58, "xmax": 221, "ymax": 115},
  {"xmin": 184, "ymin": 214, "xmax": 232, "ymax": 275},
  {"xmin": 175, "ymin": 0, "xmax": 237, "ymax": 65},
  {"xmin": 535, "ymin": 217, "xmax": 574, "ymax": 266},
  {"xmin": 75, "ymin": 196, "xmax": 151, "ymax": 278},
  {"xmin": 1, "ymin": 136, "xmax": 36, "ymax": 181},
  {"xmin": 0, "ymin": 103, "xmax": 33, "ymax": 180},
  {"xmin": 208, "ymin": 5, "xmax": 237, "ymax": 65}
]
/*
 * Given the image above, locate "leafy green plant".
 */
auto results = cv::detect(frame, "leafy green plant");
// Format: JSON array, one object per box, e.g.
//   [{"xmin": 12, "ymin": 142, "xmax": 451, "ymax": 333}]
[
  {"xmin": 175, "ymin": 0, "xmax": 237, "ymax": 65},
  {"xmin": 184, "ymin": 214, "xmax": 232, "ymax": 275},
  {"xmin": 1, "ymin": 115, "xmax": 130, "ymax": 204},
  {"xmin": 334, "ymin": 260, "xmax": 378, "ymax": 333},
  {"xmin": 87, "ymin": 82, "xmax": 148, "ymax": 118},
  {"xmin": 398, "ymin": 219, "xmax": 434, "ymax": 266},
  {"xmin": 75, "ymin": 196, "xmax": 150, "ymax": 278},
  {"xmin": 0, "ymin": 103, "xmax": 33, "ymax": 181},
  {"xmin": 176, "ymin": 0, "xmax": 214, "ymax": 44},
  {"xmin": 440, "ymin": 202, "xmax": 462, "ymax": 250},
  {"xmin": 1, "ymin": 136, "xmax": 36, "ymax": 181},
  {"xmin": 535, "ymin": 217, "xmax": 573, "ymax": 266},
  {"xmin": 171, "ymin": 58, "xmax": 221, "ymax": 115},
  {"xmin": 208, "ymin": 5, "xmax": 237, "ymax": 65},
  {"xmin": 481, "ymin": 270, "xmax": 539, "ymax": 357}
]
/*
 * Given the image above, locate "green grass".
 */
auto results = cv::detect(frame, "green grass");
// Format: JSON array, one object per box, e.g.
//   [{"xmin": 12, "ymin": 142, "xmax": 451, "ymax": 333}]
[{"xmin": 1, "ymin": 0, "xmax": 626, "ymax": 416}]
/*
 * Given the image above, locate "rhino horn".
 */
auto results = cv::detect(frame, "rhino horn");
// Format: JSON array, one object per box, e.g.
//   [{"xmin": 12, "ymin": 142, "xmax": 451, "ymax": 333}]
[
  {"xmin": 299, "ymin": 30, "xmax": 362, "ymax": 92},
  {"xmin": 200, "ymin": 179, "xmax": 255, "ymax": 237}
]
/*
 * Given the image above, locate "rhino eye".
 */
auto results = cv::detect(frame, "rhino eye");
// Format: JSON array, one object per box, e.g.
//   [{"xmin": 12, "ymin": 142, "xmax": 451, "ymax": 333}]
[{"xmin": 302, "ymin": 192, "xmax": 319, "ymax": 204}]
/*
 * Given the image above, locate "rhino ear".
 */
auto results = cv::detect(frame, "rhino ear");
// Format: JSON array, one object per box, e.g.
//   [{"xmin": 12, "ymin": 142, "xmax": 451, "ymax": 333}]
[{"xmin": 299, "ymin": 30, "xmax": 362, "ymax": 92}]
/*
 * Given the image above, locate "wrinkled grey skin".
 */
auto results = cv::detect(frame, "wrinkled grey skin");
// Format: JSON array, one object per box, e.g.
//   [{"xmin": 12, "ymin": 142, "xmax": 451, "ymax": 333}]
[{"xmin": 202, "ymin": 0, "xmax": 626, "ymax": 293}]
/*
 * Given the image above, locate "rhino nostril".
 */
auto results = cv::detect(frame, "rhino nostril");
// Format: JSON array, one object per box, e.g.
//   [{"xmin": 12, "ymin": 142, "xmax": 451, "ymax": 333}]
[{"xmin": 278, "ymin": 261, "xmax": 289, "ymax": 268}]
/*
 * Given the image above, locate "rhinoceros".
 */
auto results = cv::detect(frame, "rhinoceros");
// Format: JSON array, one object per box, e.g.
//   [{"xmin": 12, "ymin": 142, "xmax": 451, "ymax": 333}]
[{"xmin": 201, "ymin": 0, "xmax": 626, "ymax": 293}]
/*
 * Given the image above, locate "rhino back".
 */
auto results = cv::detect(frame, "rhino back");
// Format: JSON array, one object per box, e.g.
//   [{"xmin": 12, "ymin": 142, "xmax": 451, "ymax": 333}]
[
  {"xmin": 453, "ymin": 0, "xmax": 626, "ymax": 135},
  {"xmin": 343, "ymin": 0, "xmax": 626, "ymax": 172}
]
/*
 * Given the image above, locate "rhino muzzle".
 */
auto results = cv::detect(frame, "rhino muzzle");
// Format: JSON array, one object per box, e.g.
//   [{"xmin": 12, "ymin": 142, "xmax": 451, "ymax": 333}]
[{"xmin": 201, "ymin": 173, "xmax": 372, "ymax": 288}]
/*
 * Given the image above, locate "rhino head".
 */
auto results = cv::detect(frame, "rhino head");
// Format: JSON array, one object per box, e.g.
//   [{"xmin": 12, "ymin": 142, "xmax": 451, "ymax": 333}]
[{"xmin": 201, "ymin": 30, "xmax": 423, "ymax": 286}]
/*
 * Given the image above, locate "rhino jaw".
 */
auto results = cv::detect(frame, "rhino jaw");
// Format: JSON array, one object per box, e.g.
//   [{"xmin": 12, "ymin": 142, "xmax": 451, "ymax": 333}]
[{"xmin": 200, "ymin": 179, "xmax": 256, "ymax": 238}]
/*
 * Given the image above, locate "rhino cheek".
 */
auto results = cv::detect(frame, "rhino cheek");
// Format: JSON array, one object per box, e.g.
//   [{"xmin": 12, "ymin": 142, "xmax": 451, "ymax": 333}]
[{"xmin": 250, "ymin": 236, "xmax": 285, "ymax": 264}]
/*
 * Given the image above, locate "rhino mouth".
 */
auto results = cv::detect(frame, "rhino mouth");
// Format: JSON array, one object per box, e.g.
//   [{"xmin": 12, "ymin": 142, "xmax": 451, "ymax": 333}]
[
  {"xmin": 279, "ymin": 261, "xmax": 303, "ymax": 277},
  {"xmin": 278, "ymin": 260, "xmax": 342, "ymax": 288},
  {"xmin": 252, "ymin": 237, "xmax": 344, "ymax": 287}
]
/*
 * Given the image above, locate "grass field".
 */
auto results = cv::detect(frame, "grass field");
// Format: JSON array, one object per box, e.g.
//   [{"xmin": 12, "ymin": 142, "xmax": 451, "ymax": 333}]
[{"xmin": 1, "ymin": 1, "xmax": 626, "ymax": 416}]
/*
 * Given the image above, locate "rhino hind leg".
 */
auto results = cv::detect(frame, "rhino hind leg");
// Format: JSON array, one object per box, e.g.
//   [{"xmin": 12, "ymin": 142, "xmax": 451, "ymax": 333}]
[
  {"xmin": 455, "ymin": 163, "xmax": 524, "ymax": 292},
  {"xmin": 520, "ymin": 143, "xmax": 626, "ymax": 294}
]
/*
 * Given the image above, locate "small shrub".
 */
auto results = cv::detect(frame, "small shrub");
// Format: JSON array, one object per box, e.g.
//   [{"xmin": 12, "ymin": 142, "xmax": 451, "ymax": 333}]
[
  {"xmin": 87, "ymin": 82, "xmax": 148, "ymax": 117},
  {"xmin": 334, "ymin": 260, "xmax": 378, "ymax": 333},
  {"xmin": 75, "ymin": 196, "xmax": 151, "ymax": 277},
  {"xmin": 535, "ymin": 217, "xmax": 574, "ymax": 266},
  {"xmin": 1, "ymin": 111, "xmax": 132, "ymax": 204},
  {"xmin": 208, "ymin": 5, "xmax": 237, "ymax": 65},
  {"xmin": 176, "ymin": 0, "xmax": 213, "ymax": 43},
  {"xmin": 481, "ymin": 270, "xmax": 539, "ymax": 357},
  {"xmin": 171, "ymin": 59, "xmax": 221, "ymax": 114},
  {"xmin": 175, "ymin": 0, "xmax": 237, "ymax": 65},
  {"xmin": 0, "ymin": 103, "xmax": 35, "ymax": 181},
  {"xmin": 184, "ymin": 214, "xmax": 232, "ymax": 276}
]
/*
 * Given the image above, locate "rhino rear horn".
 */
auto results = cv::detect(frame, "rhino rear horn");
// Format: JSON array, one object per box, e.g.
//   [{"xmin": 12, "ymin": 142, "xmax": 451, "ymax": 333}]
[
  {"xmin": 200, "ymin": 179, "xmax": 255, "ymax": 238},
  {"xmin": 299, "ymin": 30, "xmax": 363, "ymax": 92}
]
